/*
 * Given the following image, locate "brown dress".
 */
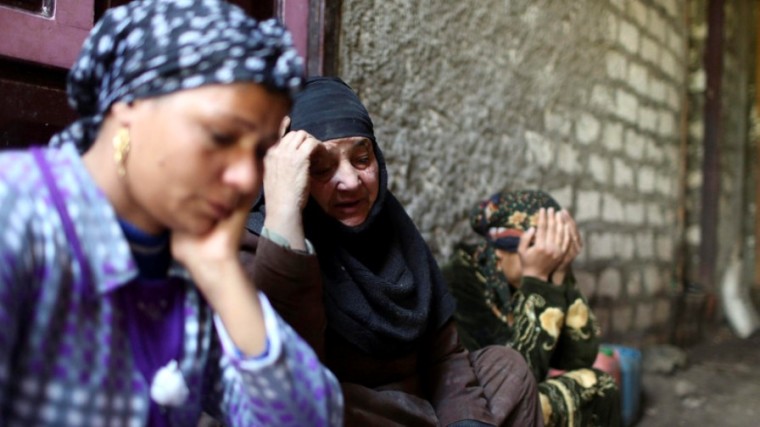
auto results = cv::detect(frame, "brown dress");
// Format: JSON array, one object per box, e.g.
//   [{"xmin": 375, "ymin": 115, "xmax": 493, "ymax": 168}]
[{"xmin": 241, "ymin": 232, "xmax": 544, "ymax": 426}]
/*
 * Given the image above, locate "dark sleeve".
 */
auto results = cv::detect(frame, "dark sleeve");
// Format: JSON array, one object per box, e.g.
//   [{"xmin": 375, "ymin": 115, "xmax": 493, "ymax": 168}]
[
  {"xmin": 549, "ymin": 274, "xmax": 600, "ymax": 371},
  {"xmin": 238, "ymin": 230, "xmax": 326, "ymax": 360},
  {"xmin": 422, "ymin": 319, "xmax": 496, "ymax": 426}
]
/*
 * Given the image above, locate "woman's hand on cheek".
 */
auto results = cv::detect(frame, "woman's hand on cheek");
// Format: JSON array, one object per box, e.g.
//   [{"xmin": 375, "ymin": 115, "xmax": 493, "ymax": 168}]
[
  {"xmin": 171, "ymin": 201, "xmax": 267, "ymax": 356},
  {"xmin": 171, "ymin": 200, "xmax": 251, "ymax": 297},
  {"xmin": 261, "ymin": 130, "xmax": 322, "ymax": 250}
]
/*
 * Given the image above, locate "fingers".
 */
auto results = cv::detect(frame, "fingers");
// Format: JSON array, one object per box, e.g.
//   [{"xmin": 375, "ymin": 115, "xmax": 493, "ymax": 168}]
[
  {"xmin": 534, "ymin": 208, "xmax": 547, "ymax": 246},
  {"xmin": 518, "ymin": 227, "xmax": 536, "ymax": 255},
  {"xmin": 562, "ymin": 210, "xmax": 582, "ymax": 252},
  {"xmin": 279, "ymin": 115, "xmax": 291, "ymax": 138}
]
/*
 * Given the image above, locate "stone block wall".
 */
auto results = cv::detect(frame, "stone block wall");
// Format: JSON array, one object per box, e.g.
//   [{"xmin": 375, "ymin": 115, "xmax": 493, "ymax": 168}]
[
  {"xmin": 685, "ymin": 0, "xmax": 756, "ymax": 296},
  {"xmin": 336, "ymin": 0, "xmax": 690, "ymax": 343}
]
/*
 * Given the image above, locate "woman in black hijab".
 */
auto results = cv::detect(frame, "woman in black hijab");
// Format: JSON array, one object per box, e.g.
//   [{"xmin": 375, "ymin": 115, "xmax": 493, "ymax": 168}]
[{"xmin": 244, "ymin": 77, "xmax": 543, "ymax": 426}]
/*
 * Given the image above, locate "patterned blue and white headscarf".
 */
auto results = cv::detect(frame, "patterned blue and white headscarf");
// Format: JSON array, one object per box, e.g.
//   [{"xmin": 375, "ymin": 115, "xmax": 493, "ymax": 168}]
[{"xmin": 50, "ymin": 0, "xmax": 304, "ymax": 153}]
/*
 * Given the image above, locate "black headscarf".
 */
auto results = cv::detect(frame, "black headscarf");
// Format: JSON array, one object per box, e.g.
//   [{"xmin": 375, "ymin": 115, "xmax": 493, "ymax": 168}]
[
  {"xmin": 248, "ymin": 77, "xmax": 455, "ymax": 357},
  {"xmin": 50, "ymin": 0, "xmax": 304, "ymax": 153}
]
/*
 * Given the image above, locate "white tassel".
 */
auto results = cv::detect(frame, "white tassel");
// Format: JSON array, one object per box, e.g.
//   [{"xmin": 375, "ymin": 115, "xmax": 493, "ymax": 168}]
[{"xmin": 150, "ymin": 360, "xmax": 189, "ymax": 407}]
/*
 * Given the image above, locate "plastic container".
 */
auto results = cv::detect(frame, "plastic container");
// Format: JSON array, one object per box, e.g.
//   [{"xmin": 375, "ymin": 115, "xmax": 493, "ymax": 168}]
[
  {"xmin": 609, "ymin": 345, "xmax": 642, "ymax": 427},
  {"xmin": 594, "ymin": 346, "xmax": 622, "ymax": 387}
]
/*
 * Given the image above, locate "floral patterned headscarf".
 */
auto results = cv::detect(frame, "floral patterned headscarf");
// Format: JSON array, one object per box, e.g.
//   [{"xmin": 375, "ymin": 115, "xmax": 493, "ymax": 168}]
[
  {"xmin": 470, "ymin": 190, "xmax": 562, "ymax": 252},
  {"xmin": 50, "ymin": 0, "xmax": 304, "ymax": 153}
]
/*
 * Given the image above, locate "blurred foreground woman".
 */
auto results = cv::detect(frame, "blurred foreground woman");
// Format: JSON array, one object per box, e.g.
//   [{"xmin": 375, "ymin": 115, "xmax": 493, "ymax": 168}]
[{"xmin": 0, "ymin": 1, "xmax": 342, "ymax": 425}]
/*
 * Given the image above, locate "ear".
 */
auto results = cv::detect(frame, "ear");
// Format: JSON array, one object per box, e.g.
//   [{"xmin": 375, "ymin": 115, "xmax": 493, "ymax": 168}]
[{"xmin": 109, "ymin": 101, "xmax": 139, "ymax": 128}]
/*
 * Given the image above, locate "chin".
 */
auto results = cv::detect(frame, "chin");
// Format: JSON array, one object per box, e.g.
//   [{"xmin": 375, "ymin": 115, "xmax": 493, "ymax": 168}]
[{"xmin": 337, "ymin": 215, "xmax": 369, "ymax": 228}]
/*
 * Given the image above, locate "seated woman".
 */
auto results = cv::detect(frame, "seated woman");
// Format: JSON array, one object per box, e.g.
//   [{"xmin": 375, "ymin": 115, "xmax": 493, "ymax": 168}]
[
  {"xmin": 0, "ymin": 2, "xmax": 342, "ymax": 426},
  {"xmin": 243, "ymin": 77, "xmax": 543, "ymax": 426},
  {"xmin": 442, "ymin": 190, "xmax": 621, "ymax": 427}
]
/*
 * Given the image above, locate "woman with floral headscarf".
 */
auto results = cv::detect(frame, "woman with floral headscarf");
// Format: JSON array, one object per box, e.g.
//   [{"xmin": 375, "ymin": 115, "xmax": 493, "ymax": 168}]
[
  {"xmin": 0, "ymin": 1, "xmax": 342, "ymax": 425},
  {"xmin": 442, "ymin": 190, "xmax": 621, "ymax": 427},
  {"xmin": 244, "ymin": 77, "xmax": 544, "ymax": 426}
]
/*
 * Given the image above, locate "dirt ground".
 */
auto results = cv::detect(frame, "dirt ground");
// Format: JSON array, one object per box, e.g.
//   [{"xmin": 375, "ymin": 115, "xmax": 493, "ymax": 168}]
[{"xmin": 635, "ymin": 322, "xmax": 760, "ymax": 426}]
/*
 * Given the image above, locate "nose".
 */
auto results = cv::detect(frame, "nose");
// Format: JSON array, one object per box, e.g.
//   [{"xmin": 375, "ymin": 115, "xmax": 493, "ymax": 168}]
[
  {"xmin": 334, "ymin": 160, "xmax": 360, "ymax": 191},
  {"xmin": 223, "ymin": 153, "xmax": 258, "ymax": 196}
]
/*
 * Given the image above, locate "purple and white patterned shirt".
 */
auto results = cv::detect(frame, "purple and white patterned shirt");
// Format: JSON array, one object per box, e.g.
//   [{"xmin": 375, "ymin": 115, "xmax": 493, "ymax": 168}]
[{"xmin": 0, "ymin": 145, "xmax": 343, "ymax": 426}]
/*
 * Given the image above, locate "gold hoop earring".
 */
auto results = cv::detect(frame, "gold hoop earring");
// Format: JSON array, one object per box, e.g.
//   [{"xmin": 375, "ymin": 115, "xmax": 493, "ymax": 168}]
[{"xmin": 113, "ymin": 127, "xmax": 131, "ymax": 177}]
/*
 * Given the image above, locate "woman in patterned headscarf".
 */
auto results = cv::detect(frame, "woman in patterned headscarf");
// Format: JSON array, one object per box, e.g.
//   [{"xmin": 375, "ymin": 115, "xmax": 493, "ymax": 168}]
[
  {"xmin": 0, "ymin": 1, "xmax": 342, "ymax": 426},
  {"xmin": 243, "ymin": 77, "xmax": 544, "ymax": 426},
  {"xmin": 442, "ymin": 190, "xmax": 621, "ymax": 427}
]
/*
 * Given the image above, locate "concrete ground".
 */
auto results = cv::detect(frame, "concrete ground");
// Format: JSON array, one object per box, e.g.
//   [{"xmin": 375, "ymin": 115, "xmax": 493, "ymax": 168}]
[{"xmin": 635, "ymin": 323, "xmax": 760, "ymax": 426}]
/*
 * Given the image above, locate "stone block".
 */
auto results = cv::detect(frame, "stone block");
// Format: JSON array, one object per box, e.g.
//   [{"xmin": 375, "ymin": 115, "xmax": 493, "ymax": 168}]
[
  {"xmin": 662, "ymin": 0, "xmax": 680, "ymax": 20},
  {"xmin": 602, "ymin": 193, "xmax": 624, "ymax": 222},
  {"xmin": 576, "ymin": 113, "xmax": 601, "ymax": 145},
  {"xmin": 659, "ymin": 111, "xmax": 676, "ymax": 138},
  {"xmin": 646, "ymin": 140, "xmax": 664, "ymax": 163},
  {"xmin": 636, "ymin": 231, "xmax": 654, "ymax": 258},
  {"xmin": 606, "ymin": 51, "xmax": 627, "ymax": 80},
  {"xmin": 627, "ymin": 271, "xmax": 643, "ymax": 298},
  {"xmin": 614, "ymin": 157, "xmax": 634, "ymax": 188},
  {"xmin": 639, "ymin": 106, "xmax": 658, "ymax": 132},
  {"xmin": 549, "ymin": 185, "xmax": 573, "ymax": 211},
  {"xmin": 641, "ymin": 36, "xmax": 660, "ymax": 64},
  {"xmin": 616, "ymin": 233, "xmax": 636, "ymax": 260},
  {"xmin": 661, "ymin": 49, "xmax": 680, "ymax": 79},
  {"xmin": 574, "ymin": 270, "xmax": 597, "ymax": 299},
  {"xmin": 649, "ymin": 77, "xmax": 666, "ymax": 103},
  {"xmin": 657, "ymin": 171, "xmax": 674, "ymax": 196},
  {"xmin": 616, "ymin": 89, "xmax": 639, "ymax": 123},
  {"xmin": 525, "ymin": 130, "xmax": 553, "ymax": 167},
  {"xmin": 638, "ymin": 166, "xmax": 655, "ymax": 193},
  {"xmin": 668, "ymin": 27, "xmax": 685, "ymax": 55},
  {"xmin": 598, "ymin": 267, "xmax": 623, "ymax": 299},
  {"xmin": 628, "ymin": 62, "xmax": 648, "ymax": 95},
  {"xmin": 634, "ymin": 301, "xmax": 654, "ymax": 330},
  {"xmin": 657, "ymin": 235, "xmax": 674, "ymax": 262},
  {"xmin": 666, "ymin": 86, "xmax": 680, "ymax": 110},
  {"xmin": 613, "ymin": 305, "xmax": 634, "ymax": 334},
  {"xmin": 654, "ymin": 298, "xmax": 671, "ymax": 324},
  {"xmin": 591, "ymin": 84, "xmax": 616, "ymax": 111},
  {"xmin": 624, "ymin": 201, "xmax": 645, "ymax": 225},
  {"xmin": 576, "ymin": 190, "xmax": 601, "ymax": 222},
  {"xmin": 620, "ymin": 19, "xmax": 640, "ymax": 54},
  {"xmin": 647, "ymin": 203, "xmax": 664, "ymax": 226},
  {"xmin": 625, "ymin": 129, "xmax": 645, "ymax": 160},
  {"xmin": 643, "ymin": 264, "xmax": 661, "ymax": 294},
  {"xmin": 557, "ymin": 140, "xmax": 580, "ymax": 174},
  {"xmin": 589, "ymin": 232, "xmax": 615, "ymax": 259},
  {"xmin": 628, "ymin": 1, "xmax": 648, "ymax": 27},
  {"xmin": 603, "ymin": 122, "xmax": 624, "ymax": 152},
  {"xmin": 590, "ymin": 153, "xmax": 609, "ymax": 184},
  {"xmin": 544, "ymin": 108, "xmax": 572, "ymax": 137},
  {"xmin": 606, "ymin": 14, "xmax": 619, "ymax": 39},
  {"xmin": 649, "ymin": 9, "xmax": 667, "ymax": 42}
]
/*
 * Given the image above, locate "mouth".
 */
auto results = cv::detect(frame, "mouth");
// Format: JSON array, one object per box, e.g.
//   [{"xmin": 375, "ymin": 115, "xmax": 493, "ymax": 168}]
[
  {"xmin": 333, "ymin": 199, "xmax": 364, "ymax": 214},
  {"xmin": 208, "ymin": 201, "xmax": 233, "ymax": 220}
]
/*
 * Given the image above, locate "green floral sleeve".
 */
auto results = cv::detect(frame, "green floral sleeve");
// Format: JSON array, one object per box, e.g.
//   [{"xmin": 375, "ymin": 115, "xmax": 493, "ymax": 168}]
[
  {"xmin": 508, "ymin": 277, "xmax": 568, "ymax": 380},
  {"xmin": 550, "ymin": 276, "xmax": 600, "ymax": 371},
  {"xmin": 508, "ymin": 275, "xmax": 599, "ymax": 381}
]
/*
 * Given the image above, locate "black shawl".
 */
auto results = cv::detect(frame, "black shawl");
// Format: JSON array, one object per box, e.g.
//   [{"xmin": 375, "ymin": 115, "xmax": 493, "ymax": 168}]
[{"xmin": 248, "ymin": 77, "xmax": 455, "ymax": 357}]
